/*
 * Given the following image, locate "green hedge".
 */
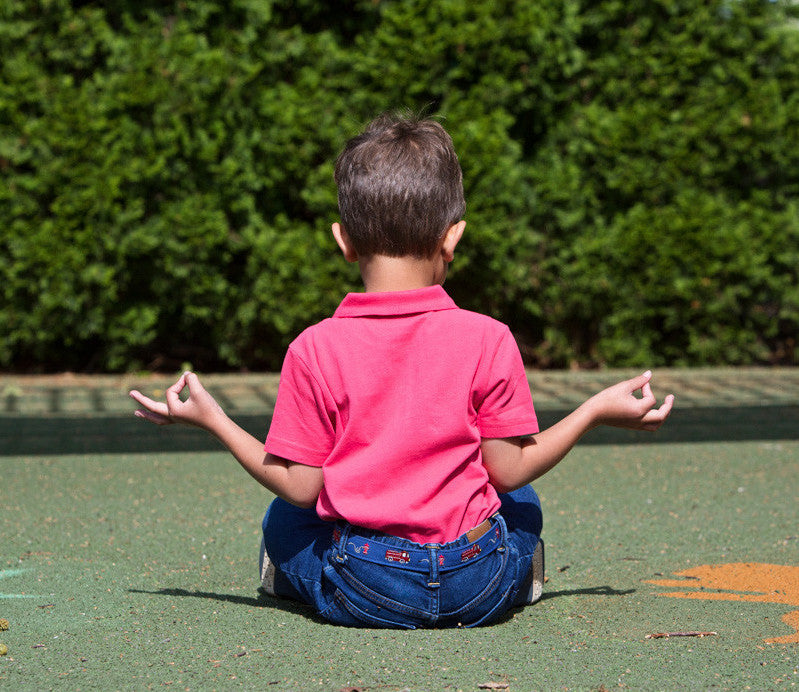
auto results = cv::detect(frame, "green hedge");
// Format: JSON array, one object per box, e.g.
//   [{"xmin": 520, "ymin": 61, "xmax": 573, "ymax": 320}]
[{"xmin": 1, "ymin": 0, "xmax": 798, "ymax": 372}]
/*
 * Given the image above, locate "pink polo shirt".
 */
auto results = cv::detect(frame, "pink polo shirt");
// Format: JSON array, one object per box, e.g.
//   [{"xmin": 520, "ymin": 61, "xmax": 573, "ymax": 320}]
[{"xmin": 265, "ymin": 285, "xmax": 538, "ymax": 544}]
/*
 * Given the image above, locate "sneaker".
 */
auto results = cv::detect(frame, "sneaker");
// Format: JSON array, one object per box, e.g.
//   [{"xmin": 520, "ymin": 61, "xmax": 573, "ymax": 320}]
[
  {"xmin": 524, "ymin": 539, "xmax": 545, "ymax": 604},
  {"xmin": 258, "ymin": 536, "xmax": 276, "ymax": 596}
]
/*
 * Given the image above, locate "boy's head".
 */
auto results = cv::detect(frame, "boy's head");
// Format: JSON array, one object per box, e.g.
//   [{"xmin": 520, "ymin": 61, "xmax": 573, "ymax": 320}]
[{"xmin": 334, "ymin": 113, "xmax": 465, "ymax": 259}]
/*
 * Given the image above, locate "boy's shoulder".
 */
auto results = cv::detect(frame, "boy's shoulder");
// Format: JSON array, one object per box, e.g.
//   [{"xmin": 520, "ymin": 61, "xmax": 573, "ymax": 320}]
[
  {"xmin": 451, "ymin": 306, "xmax": 510, "ymax": 329},
  {"xmin": 284, "ymin": 316, "xmax": 335, "ymax": 352}
]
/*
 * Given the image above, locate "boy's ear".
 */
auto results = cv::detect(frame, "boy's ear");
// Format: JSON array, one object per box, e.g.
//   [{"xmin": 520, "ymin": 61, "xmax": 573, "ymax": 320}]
[
  {"xmin": 332, "ymin": 222, "xmax": 358, "ymax": 263},
  {"xmin": 440, "ymin": 220, "xmax": 466, "ymax": 263}
]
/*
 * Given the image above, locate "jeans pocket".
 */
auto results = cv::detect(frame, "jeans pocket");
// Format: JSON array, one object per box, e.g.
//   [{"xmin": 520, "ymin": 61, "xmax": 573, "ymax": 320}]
[
  {"xmin": 322, "ymin": 563, "xmax": 424, "ymax": 628},
  {"xmin": 438, "ymin": 546, "xmax": 514, "ymax": 627}
]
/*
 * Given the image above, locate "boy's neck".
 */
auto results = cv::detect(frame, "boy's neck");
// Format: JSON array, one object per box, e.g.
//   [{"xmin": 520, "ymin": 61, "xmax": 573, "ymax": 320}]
[{"xmin": 358, "ymin": 254, "xmax": 447, "ymax": 293}]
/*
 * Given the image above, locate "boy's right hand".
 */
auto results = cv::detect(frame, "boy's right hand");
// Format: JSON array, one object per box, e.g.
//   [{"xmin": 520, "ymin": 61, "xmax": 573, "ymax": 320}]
[
  {"xmin": 585, "ymin": 371, "xmax": 674, "ymax": 431},
  {"xmin": 129, "ymin": 371, "xmax": 226, "ymax": 431}
]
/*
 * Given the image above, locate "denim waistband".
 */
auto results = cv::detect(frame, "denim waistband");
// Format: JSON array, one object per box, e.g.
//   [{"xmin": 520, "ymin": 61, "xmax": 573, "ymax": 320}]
[{"xmin": 332, "ymin": 514, "xmax": 507, "ymax": 573}]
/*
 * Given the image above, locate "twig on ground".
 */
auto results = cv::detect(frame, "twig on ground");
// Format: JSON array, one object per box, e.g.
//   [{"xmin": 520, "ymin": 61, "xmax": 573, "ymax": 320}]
[{"xmin": 645, "ymin": 631, "xmax": 717, "ymax": 639}]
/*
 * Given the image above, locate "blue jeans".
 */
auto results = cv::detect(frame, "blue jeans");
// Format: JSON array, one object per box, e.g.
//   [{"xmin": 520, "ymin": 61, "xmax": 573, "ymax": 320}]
[{"xmin": 261, "ymin": 486, "xmax": 543, "ymax": 629}]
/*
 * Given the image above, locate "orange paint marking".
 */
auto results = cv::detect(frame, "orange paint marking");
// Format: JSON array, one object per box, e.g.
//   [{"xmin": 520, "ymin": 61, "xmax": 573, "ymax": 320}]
[{"xmin": 646, "ymin": 563, "xmax": 799, "ymax": 644}]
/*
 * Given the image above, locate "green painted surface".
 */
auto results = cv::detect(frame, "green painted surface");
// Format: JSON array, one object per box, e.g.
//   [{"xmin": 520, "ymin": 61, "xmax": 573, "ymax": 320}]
[{"xmin": 1, "ymin": 371, "xmax": 798, "ymax": 689}]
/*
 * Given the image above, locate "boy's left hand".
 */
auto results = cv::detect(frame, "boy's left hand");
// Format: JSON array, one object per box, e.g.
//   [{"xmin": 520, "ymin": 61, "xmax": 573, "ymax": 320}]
[
  {"xmin": 586, "ymin": 371, "xmax": 675, "ymax": 431},
  {"xmin": 129, "ymin": 371, "xmax": 226, "ymax": 430}
]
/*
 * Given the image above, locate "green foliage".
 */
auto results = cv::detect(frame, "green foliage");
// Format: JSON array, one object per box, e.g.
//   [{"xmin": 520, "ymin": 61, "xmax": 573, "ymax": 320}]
[
  {"xmin": 1, "ymin": 0, "xmax": 798, "ymax": 371},
  {"xmin": 527, "ymin": 0, "xmax": 799, "ymax": 366}
]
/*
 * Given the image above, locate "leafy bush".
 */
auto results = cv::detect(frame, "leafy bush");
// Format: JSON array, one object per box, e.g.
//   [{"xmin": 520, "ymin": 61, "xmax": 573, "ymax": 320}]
[{"xmin": 1, "ymin": 0, "xmax": 797, "ymax": 372}]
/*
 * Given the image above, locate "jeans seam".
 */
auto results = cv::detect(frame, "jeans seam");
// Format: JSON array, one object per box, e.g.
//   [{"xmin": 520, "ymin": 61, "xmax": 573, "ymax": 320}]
[
  {"xmin": 333, "ymin": 589, "xmax": 418, "ymax": 629},
  {"xmin": 462, "ymin": 582, "xmax": 515, "ymax": 628}
]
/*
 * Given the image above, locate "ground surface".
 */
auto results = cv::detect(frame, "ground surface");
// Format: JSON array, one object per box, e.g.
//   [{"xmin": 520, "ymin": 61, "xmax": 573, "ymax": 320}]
[{"xmin": 1, "ymin": 368, "xmax": 797, "ymax": 690}]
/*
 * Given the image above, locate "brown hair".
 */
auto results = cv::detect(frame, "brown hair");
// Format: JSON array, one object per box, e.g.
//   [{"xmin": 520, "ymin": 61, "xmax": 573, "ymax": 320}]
[{"xmin": 334, "ymin": 113, "xmax": 465, "ymax": 258}]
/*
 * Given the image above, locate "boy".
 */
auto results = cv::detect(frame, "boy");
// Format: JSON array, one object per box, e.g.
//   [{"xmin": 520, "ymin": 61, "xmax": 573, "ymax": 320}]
[{"xmin": 130, "ymin": 113, "xmax": 674, "ymax": 628}]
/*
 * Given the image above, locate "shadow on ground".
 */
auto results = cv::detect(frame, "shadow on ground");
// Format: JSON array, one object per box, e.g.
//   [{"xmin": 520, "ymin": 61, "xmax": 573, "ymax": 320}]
[
  {"xmin": 1, "ymin": 405, "xmax": 797, "ymax": 455},
  {"xmin": 127, "ymin": 584, "xmax": 636, "ymax": 629},
  {"xmin": 128, "ymin": 587, "xmax": 327, "ymax": 622},
  {"xmin": 538, "ymin": 585, "xmax": 637, "ymax": 600}
]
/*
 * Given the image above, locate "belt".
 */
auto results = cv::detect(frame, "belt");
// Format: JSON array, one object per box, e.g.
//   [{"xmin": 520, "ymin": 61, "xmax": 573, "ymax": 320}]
[
  {"xmin": 334, "ymin": 515, "xmax": 504, "ymax": 572},
  {"xmin": 465, "ymin": 518, "xmax": 492, "ymax": 543}
]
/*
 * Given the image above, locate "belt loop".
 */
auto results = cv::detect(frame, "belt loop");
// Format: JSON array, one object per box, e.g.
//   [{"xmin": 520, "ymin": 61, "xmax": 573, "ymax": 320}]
[
  {"xmin": 426, "ymin": 545, "xmax": 440, "ymax": 588},
  {"xmin": 334, "ymin": 522, "xmax": 351, "ymax": 563},
  {"xmin": 493, "ymin": 513, "xmax": 508, "ymax": 553}
]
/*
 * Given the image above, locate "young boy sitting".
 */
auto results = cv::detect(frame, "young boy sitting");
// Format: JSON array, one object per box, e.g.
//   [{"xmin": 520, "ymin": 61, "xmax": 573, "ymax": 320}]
[{"xmin": 130, "ymin": 113, "xmax": 674, "ymax": 629}]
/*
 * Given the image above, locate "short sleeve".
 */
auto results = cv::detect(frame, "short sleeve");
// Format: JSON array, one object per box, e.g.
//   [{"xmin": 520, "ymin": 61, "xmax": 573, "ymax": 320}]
[
  {"xmin": 264, "ymin": 347, "xmax": 336, "ymax": 467},
  {"xmin": 475, "ymin": 326, "xmax": 538, "ymax": 439}
]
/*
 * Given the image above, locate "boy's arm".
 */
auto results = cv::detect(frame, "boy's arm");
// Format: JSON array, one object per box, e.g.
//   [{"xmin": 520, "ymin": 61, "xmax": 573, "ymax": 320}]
[
  {"xmin": 481, "ymin": 371, "xmax": 674, "ymax": 494},
  {"xmin": 129, "ymin": 372, "xmax": 323, "ymax": 508}
]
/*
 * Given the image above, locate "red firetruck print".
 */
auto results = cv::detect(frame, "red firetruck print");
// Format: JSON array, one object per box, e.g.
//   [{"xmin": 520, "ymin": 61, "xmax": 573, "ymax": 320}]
[
  {"xmin": 461, "ymin": 545, "xmax": 482, "ymax": 562},
  {"xmin": 385, "ymin": 549, "xmax": 411, "ymax": 564}
]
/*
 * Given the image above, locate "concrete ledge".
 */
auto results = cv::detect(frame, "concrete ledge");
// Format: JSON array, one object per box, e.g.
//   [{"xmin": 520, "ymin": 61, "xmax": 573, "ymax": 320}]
[
  {"xmin": 1, "ymin": 368, "xmax": 797, "ymax": 417},
  {"xmin": 1, "ymin": 368, "xmax": 797, "ymax": 455}
]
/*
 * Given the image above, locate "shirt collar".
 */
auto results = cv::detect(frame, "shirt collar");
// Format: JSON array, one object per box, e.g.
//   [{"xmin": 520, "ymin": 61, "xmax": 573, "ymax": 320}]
[{"xmin": 333, "ymin": 285, "xmax": 458, "ymax": 318}]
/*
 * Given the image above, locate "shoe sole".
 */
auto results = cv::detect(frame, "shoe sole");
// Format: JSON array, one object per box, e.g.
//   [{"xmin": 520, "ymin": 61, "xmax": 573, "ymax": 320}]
[
  {"xmin": 259, "ymin": 536, "xmax": 276, "ymax": 596},
  {"xmin": 526, "ymin": 539, "xmax": 545, "ymax": 604}
]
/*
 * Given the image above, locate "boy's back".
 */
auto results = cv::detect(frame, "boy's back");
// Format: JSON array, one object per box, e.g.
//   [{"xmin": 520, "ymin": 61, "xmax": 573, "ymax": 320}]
[{"xmin": 265, "ymin": 285, "xmax": 538, "ymax": 543}]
